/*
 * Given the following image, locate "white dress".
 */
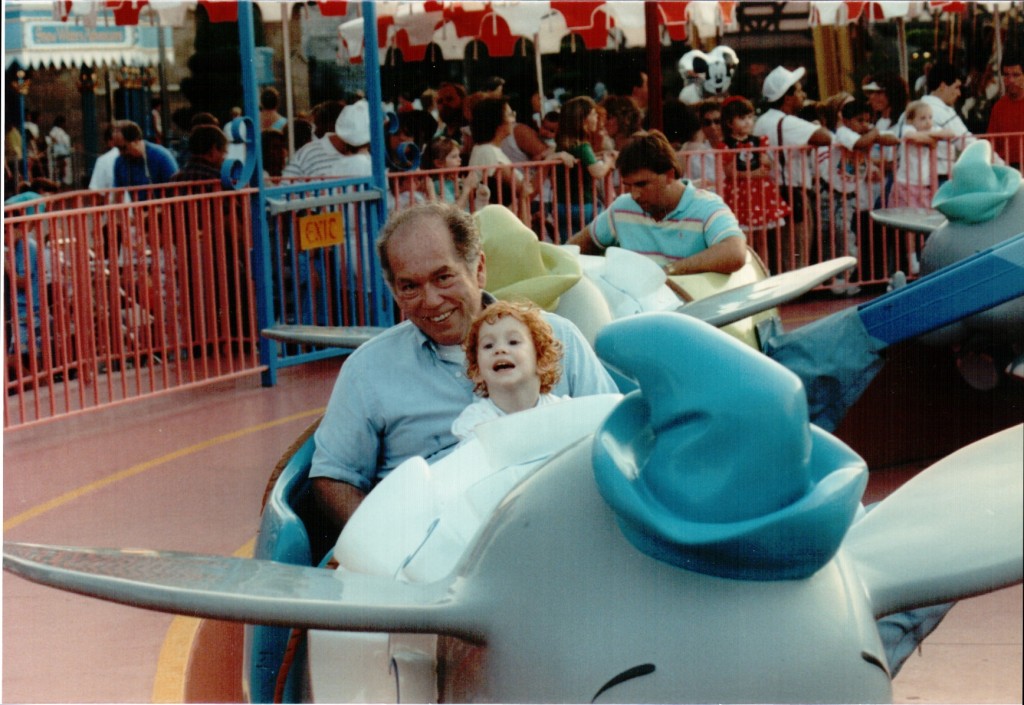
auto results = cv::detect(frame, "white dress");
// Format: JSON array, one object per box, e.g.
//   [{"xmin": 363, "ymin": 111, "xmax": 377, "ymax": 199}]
[{"xmin": 451, "ymin": 394, "xmax": 567, "ymax": 441}]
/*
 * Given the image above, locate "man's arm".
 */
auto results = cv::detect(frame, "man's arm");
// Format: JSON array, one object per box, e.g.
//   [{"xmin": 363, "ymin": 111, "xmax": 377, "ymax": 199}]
[
  {"xmin": 312, "ymin": 477, "xmax": 367, "ymax": 538},
  {"xmin": 567, "ymin": 225, "xmax": 605, "ymax": 254},
  {"xmin": 665, "ymin": 236, "xmax": 747, "ymax": 275},
  {"xmin": 807, "ymin": 127, "xmax": 834, "ymax": 147}
]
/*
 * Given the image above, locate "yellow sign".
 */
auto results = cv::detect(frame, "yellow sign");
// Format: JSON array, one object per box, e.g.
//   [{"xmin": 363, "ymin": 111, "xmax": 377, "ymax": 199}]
[{"xmin": 298, "ymin": 212, "xmax": 345, "ymax": 251}]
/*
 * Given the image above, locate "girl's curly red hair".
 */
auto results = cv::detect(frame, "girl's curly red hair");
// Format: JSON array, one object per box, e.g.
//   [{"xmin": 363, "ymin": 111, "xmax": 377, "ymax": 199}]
[{"xmin": 463, "ymin": 300, "xmax": 563, "ymax": 397}]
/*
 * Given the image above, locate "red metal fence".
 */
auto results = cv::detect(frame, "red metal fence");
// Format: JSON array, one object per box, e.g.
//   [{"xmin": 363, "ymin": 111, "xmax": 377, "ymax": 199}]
[{"xmin": 5, "ymin": 182, "xmax": 259, "ymax": 428}]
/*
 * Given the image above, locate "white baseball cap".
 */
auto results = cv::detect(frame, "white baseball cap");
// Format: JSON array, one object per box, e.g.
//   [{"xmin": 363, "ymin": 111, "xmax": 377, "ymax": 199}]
[
  {"xmin": 762, "ymin": 66, "xmax": 806, "ymax": 103},
  {"xmin": 862, "ymin": 81, "xmax": 882, "ymax": 92},
  {"xmin": 335, "ymin": 100, "xmax": 370, "ymax": 147}
]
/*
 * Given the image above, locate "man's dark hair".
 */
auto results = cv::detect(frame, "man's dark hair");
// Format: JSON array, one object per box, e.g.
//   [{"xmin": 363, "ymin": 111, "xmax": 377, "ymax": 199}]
[
  {"xmin": 927, "ymin": 62, "xmax": 960, "ymax": 93},
  {"xmin": 260, "ymin": 86, "xmax": 280, "ymax": 111},
  {"xmin": 470, "ymin": 96, "xmax": 509, "ymax": 144},
  {"xmin": 608, "ymin": 66, "xmax": 646, "ymax": 97},
  {"xmin": 119, "ymin": 121, "xmax": 143, "ymax": 143},
  {"xmin": 616, "ymin": 130, "xmax": 681, "ymax": 178},
  {"xmin": 376, "ymin": 202, "xmax": 481, "ymax": 285},
  {"xmin": 188, "ymin": 124, "xmax": 228, "ymax": 156},
  {"xmin": 840, "ymin": 98, "xmax": 871, "ymax": 120},
  {"xmin": 1002, "ymin": 52, "xmax": 1023, "ymax": 71}
]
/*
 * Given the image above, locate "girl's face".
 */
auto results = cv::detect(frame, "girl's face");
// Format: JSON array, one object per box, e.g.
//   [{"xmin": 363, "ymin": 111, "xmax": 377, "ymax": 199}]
[
  {"xmin": 911, "ymin": 108, "xmax": 933, "ymax": 132},
  {"xmin": 440, "ymin": 146, "xmax": 461, "ymax": 169},
  {"xmin": 730, "ymin": 112, "xmax": 755, "ymax": 138},
  {"xmin": 475, "ymin": 315, "xmax": 539, "ymax": 396},
  {"xmin": 584, "ymin": 109, "xmax": 599, "ymax": 134}
]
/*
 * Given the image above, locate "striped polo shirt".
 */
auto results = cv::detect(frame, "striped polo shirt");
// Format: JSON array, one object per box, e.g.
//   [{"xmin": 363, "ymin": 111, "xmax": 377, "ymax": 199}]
[{"xmin": 590, "ymin": 180, "xmax": 744, "ymax": 263}]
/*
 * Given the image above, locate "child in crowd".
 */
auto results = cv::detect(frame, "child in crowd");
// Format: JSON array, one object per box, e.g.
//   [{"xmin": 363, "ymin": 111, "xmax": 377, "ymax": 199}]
[
  {"xmin": 422, "ymin": 136, "xmax": 486, "ymax": 210},
  {"xmin": 451, "ymin": 301, "xmax": 566, "ymax": 441},
  {"xmin": 716, "ymin": 96, "xmax": 789, "ymax": 254},
  {"xmin": 819, "ymin": 99, "xmax": 894, "ymax": 294},
  {"xmin": 554, "ymin": 96, "xmax": 617, "ymax": 241},
  {"xmin": 888, "ymin": 100, "xmax": 956, "ymax": 273}
]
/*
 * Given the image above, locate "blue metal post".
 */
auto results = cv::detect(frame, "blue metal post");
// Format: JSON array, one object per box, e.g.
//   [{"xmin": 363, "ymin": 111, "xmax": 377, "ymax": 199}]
[
  {"xmin": 362, "ymin": 1, "xmax": 388, "ymax": 216},
  {"xmin": 237, "ymin": 0, "xmax": 277, "ymax": 386},
  {"xmin": 360, "ymin": 1, "xmax": 394, "ymax": 325}
]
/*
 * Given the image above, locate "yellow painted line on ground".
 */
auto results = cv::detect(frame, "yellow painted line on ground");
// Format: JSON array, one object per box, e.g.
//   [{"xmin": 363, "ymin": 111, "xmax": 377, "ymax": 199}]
[
  {"xmin": 3, "ymin": 408, "xmax": 323, "ymax": 532},
  {"xmin": 152, "ymin": 539, "xmax": 256, "ymax": 704}
]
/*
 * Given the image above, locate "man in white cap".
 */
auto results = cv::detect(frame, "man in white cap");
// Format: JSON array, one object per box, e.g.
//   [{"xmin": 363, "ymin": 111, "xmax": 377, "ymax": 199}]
[
  {"xmin": 754, "ymin": 65, "xmax": 833, "ymax": 269},
  {"xmin": 282, "ymin": 99, "xmax": 372, "ymax": 179}
]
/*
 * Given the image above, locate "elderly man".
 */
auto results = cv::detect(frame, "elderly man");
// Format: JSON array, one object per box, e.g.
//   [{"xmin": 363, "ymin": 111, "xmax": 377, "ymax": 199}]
[
  {"xmin": 567, "ymin": 130, "xmax": 747, "ymax": 276},
  {"xmin": 310, "ymin": 202, "xmax": 617, "ymax": 536}
]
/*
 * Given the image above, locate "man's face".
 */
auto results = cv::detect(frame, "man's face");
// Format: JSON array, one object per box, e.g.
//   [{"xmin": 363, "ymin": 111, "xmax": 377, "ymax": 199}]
[
  {"xmin": 436, "ymin": 87, "xmax": 464, "ymax": 125},
  {"xmin": 386, "ymin": 216, "xmax": 486, "ymax": 346},
  {"xmin": 1002, "ymin": 64, "xmax": 1024, "ymax": 100},
  {"xmin": 121, "ymin": 139, "xmax": 145, "ymax": 159},
  {"xmin": 622, "ymin": 168, "xmax": 675, "ymax": 219},
  {"xmin": 110, "ymin": 129, "xmax": 126, "ymax": 150},
  {"xmin": 208, "ymin": 142, "xmax": 229, "ymax": 167},
  {"xmin": 783, "ymin": 82, "xmax": 807, "ymax": 114},
  {"xmin": 935, "ymin": 79, "xmax": 962, "ymax": 106}
]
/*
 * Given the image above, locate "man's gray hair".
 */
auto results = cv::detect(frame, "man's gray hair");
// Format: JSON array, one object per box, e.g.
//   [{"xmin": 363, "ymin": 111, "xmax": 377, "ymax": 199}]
[{"xmin": 376, "ymin": 202, "xmax": 482, "ymax": 284}]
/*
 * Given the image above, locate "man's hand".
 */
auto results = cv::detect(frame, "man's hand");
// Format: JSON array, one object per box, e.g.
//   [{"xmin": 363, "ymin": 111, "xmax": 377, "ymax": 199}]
[
  {"xmin": 312, "ymin": 477, "xmax": 367, "ymax": 539},
  {"xmin": 664, "ymin": 236, "xmax": 748, "ymax": 276}
]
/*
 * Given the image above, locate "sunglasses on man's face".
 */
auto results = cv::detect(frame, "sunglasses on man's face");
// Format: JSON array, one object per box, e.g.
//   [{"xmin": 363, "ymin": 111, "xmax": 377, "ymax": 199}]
[{"xmin": 703, "ymin": 117, "xmax": 721, "ymax": 126}]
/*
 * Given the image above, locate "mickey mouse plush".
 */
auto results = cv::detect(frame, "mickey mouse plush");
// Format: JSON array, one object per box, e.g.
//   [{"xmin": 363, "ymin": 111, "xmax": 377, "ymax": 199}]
[{"xmin": 679, "ymin": 46, "xmax": 740, "ymax": 104}]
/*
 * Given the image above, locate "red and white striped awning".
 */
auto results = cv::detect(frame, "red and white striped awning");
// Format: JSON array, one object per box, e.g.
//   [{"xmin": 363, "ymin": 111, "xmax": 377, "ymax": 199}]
[{"xmin": 337, "ymin": 1, "xmax": 738, "ymax": 65}]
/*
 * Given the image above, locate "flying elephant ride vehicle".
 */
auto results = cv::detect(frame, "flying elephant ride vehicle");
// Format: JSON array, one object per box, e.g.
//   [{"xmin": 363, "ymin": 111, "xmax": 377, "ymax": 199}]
[{"xmin": 5, "ymin": 143, "xmax": 1023, "ymax": 704}]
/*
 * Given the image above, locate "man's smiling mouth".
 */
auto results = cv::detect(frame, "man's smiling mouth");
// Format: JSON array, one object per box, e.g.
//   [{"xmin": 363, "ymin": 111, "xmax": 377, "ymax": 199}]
[{"xmin": 429, "ymin": 310, "xmax": 454, "ymax": 323}]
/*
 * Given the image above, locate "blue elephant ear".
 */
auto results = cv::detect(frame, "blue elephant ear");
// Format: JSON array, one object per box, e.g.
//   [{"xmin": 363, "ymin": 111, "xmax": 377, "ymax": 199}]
[
  {"xmin": 221, "ymin": 116, "xmax": 257, "ymax": 190},
  {"xmin": 592, "ymin": 313, "xmax": 868, "ymax": 581}
]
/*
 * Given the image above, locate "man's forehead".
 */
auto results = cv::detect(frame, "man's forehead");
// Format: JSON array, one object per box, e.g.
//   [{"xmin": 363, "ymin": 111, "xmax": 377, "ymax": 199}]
[{"xmin": 622, "ymin": 169, "xmax": 661, "ymax": 184}]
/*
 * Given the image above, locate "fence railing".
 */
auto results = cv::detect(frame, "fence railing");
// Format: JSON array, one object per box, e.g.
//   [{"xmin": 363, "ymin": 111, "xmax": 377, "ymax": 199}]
[{"xmin": 5, "ymin": 183, "xmax": 260, "ymax": 428}]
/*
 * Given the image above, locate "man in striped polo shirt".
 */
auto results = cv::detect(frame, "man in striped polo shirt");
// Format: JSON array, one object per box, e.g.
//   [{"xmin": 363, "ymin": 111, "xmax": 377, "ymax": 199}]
[{"xmin": 568, "ymin": 130, "xmax": 747, "ymax": 275}]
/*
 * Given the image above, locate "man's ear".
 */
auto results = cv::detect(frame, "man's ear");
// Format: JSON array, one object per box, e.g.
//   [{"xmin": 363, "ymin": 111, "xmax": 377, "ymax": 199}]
[{"xmin": 476, "ymin": 250, "xmax": 487, "ymax": 288}]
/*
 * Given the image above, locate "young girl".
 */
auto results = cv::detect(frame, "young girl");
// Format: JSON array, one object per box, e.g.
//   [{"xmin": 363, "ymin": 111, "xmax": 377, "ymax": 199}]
[
  {"xmin": 554, "ymin": 96, "xmax": 617, "ymax": 240},
  {"xmin": 417, "ymin": 136, "xmax": 487, "ymax": 211},
  {"xmin": 889, "ymin": 100, "xmax": 955, "ymax": 273},
  {"xmin": 716, "ymin": 96, "xmax": 789, "ymax": 237},
  {"xmin": 451, "ymin": 301, "xmax": 565, "ymax": 441}
]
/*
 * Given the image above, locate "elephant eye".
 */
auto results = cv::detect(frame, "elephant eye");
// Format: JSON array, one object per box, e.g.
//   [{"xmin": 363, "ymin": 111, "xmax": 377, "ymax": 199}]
[{"xmin": 591, "ymin": 663, "xmax": 656, "ymax": 702}]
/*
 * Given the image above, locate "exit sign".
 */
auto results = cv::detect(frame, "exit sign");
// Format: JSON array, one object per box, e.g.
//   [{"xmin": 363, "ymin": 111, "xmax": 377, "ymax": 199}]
[{"xmin": 298, "ymin": 212, "xmax": 345, "ymax": 251}]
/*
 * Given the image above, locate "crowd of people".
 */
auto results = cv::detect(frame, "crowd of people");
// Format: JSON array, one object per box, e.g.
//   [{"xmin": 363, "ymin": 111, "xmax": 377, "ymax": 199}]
[{"xmin": 7, "ymin": 51, "xmax": 1022, "ymax": 367}]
